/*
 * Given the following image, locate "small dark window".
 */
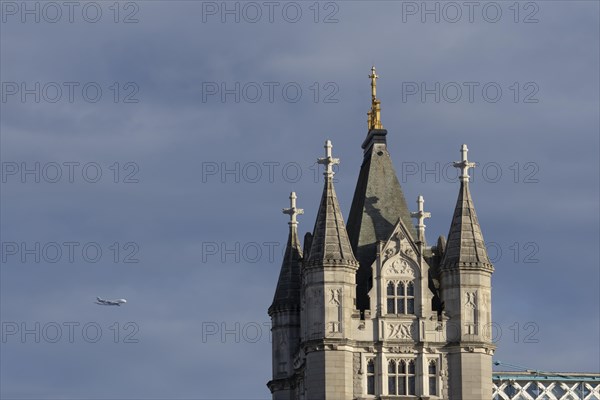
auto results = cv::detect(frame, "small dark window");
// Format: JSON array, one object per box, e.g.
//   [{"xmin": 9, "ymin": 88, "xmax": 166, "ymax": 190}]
[
  {"xmin": 388, "ymin": 360, "xmax": 397, "ymax": 395},
  {"xmin": 366, "ymin": 360, "xmax": 375, "ymax": 395},
  {"xmin": 387, "ymin": 282, "xmax": 396, "ymax": 314},
  {"xmin": 429, "ymin": 360, "xmax": 438, "ymax": 396}
]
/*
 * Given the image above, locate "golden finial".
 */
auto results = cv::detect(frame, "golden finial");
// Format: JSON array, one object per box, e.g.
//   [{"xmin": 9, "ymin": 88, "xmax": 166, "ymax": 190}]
[
  {"xmin": 369, "ymin": 65, "xmax": 378, "ymax": 100},
  {"xmin": 368, "ymin": 66, "xmax": 383, "ymax": 130}
]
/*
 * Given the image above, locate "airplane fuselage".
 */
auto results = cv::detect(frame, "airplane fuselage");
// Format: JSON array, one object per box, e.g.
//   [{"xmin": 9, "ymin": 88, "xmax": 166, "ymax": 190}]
[{"xmin": 95, "ymin": 297, "xmax": 127, "ymax": 306}]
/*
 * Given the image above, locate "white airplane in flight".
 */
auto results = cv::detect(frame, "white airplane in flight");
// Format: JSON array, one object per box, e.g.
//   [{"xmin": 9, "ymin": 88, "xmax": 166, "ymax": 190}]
[{"xmin": 95, "ymin": 297, "xmax": 127, "ymax": 306}]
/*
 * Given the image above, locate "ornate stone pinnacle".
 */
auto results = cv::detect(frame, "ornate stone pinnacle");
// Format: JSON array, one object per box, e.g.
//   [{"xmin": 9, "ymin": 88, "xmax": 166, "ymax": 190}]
[
  {"xmin": 317, "ymin": 140, "xmax": 340, "ymax": 178},
  {"xmin": 411, "ymin": 195, "xmax": 431, "ymax": 242},
  {"xmin": 282, "ymin": 191, "xmax": 304, "ymax": 226},
  {"xmin": 453, "ymin": 144, "xmax": 476, "ymax": 183}
]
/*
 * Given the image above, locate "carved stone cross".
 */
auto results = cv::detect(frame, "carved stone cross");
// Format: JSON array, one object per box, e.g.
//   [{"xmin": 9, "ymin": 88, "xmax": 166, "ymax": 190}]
[
  {"xmin": 453, "ymin": 144, "xmax": 476, "ymax": 183},
  {"xmin": 282, "ymin": 191, "xmax": 304, "ymax": 226},
  {"xmin": 317, "ymin": 140, "xmax": 340, "ymax": 178}
]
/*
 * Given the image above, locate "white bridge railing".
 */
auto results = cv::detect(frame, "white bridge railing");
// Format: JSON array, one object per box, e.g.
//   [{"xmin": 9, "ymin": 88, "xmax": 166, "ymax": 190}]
[{"xmin": 493, "ymin": 372, "xmax": 600, "ymax": 400}]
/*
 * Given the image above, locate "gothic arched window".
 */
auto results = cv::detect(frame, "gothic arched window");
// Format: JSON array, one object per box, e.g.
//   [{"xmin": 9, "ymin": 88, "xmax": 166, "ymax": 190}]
[
  {"xmin": 366, "ymin": 359, "xmax": 375, "ymax": 395},
  {"xmin": 406, "ymin": 282, "xmax": 415, "ymax": 314},
  {"xmin": 388, "ymin": 360, "xmax": 398, "ymax": 395},
  {"xmin": 386, "ymin": 281, "xmax": 415, "ymax": 315},
  {"xmin": 387, "ymin": 282, "xmax": 396, "ymax": 314},
  {"xmin": 388, "ymin": 359, "xmax": 416, "ymax": 395},
  {"xmin": 407, "ymin": 360, "xmax": 416, "ymax": 395},
  {"xmin": 429, "ymin": 360, "xmax": 438, "ymax": 396}
]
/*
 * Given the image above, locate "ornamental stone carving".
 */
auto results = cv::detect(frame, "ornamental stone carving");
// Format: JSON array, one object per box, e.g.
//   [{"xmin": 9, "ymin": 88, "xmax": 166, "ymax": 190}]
[
  {"xmin": 389, "ymin": 345, "xmax": 414, "ymax": 354},
  {"xmin": 329, "ymin": 288, "xmax": 342, "ymax": 306},
  {"xmin": 388, "ymin": 323, "xmax": 414, "ymax": 340},
  {"xmin": 465, "ymin": 291, "xmax": 477, "ymax": 308}
]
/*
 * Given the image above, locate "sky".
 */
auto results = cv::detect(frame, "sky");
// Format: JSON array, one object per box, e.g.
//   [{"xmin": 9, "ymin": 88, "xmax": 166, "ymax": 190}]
[{"xmin": 1, "ymin": 1, "xmax": 599, "ymax": 399}]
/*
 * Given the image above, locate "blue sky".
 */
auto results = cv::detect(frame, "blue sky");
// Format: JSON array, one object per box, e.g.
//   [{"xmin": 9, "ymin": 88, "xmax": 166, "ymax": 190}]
[{"xmin": 1, "ymin": 1, "xmax": 599, "ymax": 398}]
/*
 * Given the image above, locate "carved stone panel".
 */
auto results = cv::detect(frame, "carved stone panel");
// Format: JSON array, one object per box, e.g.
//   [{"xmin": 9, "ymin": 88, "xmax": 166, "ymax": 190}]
[
  {"xmin": 277, "ymin": 330, "xmax": 288, "ymax": 349},
  {"xmin": 329, "ymin": 288, "xmax": 342, "ymax": 306},
  {"xmin": 482, "ymin": 291, "xmax": 490, "ymax": 307},
  {"xmin": 328, "ymin": 321, "xmax": 341, "ymax": 333},
  {"xmin": 385, "ymin": 259, "xmax": 415, "ymax": 278},
  {"xmin": 387, "ymin": 322, "xmax": 415, "ymax": 340},
  {"xmin": 389, "ymin": 345, "xmax": 414, "ymax": 354},
  {"xmin": 352, "ymin": 353, "xmax": 362, "ymax": 397},
  {"xmin": 465, "ymin": 291, "xmax": 477, "ymax": 309},
  {"xmin": 311, "ymin": 288, "xmax": 323, "ymax": 305},
  {"xmin": 440, "ymin": 352, "xmax": 449, "ymax": 399}
]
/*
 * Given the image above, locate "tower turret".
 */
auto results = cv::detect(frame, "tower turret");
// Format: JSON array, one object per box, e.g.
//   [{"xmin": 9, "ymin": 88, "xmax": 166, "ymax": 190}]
[
  {"xmin": 267, "ymin": 69, "xmax": 499, "ymax": 400},
  {"xmin": 267, "ymin": 192, "xmax": 304, "ymax": 400},
  {"xmin": 301, "ymin": 140, "xmax": 359, "ymax": 399},
  {"xmin": 440, "ymin": 144, "xmax": 495, "ymax": 400}
]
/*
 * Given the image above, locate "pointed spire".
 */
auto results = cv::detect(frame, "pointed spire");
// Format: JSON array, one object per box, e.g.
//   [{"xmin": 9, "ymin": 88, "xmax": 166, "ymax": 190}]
[
  {"xmin": 442, "ymin": 145, "xmax": 493, "ymax": 271},
  {"xmin": 307, "ymin": 141, "xmax": 358, "ymax": 267},
  {"xmin": 269, "ymin": 192, "xmax": 304, "ymax": 315},
  {"xmin": 411, "ymin": 195, "xmax": 431, "ymax": 244},
  {"xmin": 368, "ymin": 66, "xmax": 383, "ymax": 130},
  {"xmin": 348, "ymin": 67, "xmax": 416, "ymax": 310}
]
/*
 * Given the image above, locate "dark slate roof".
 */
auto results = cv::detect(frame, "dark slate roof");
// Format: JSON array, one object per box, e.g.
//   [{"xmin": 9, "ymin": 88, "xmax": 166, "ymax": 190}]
[
  {"xmin": 268, "ymin": 224, "xmax": 302, "ymax": 315},
  {"xmin": 306, "ymin": 176, "xmax": 357, "ymax": 266},
  {"xmin": 442, "ymin": 181, "xmax": 492, "ymax": 270},
  {"xmin": 346, "ymin": 129, "xmax": 417, "ymax": 309}
]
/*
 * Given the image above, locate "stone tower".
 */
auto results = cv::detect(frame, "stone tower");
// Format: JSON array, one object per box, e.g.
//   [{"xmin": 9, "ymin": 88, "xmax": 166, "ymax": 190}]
[
  {"xmin": 268, "ymin": 192, "xmax": 304, "ymax": 399},
  {"xmin": 301, "ymin": 140, "xmax": 360, "ymax": 399},
  {"xmin": 440, "ymin": 144, "xmax": 495, "ymax": 400},
  {"xmin": 267, "ymin": 67, "xmax": 495, "ymax": 399}
]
